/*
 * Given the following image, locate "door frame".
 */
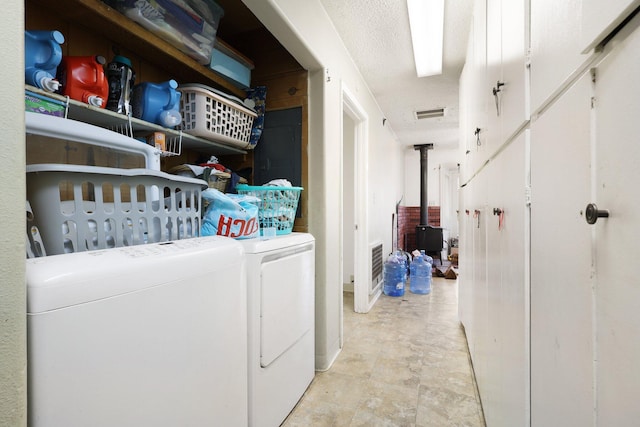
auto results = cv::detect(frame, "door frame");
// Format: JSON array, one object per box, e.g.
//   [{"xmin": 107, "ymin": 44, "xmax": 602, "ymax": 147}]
[{"xmin": 341, "ymin": 84, "xmax": 373, "ymax": 314}]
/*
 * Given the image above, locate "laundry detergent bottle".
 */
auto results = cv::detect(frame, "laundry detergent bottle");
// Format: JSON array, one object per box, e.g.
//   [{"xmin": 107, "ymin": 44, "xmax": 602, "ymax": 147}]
[
  {"xmin": 57, "ymin": 55, "xmax": 109, "ymax": 108},
  {"xmin": 25, "ymin": 30, "xmax": 65, "ymax": 92},
  {"xmin": 131, "ymin": 79, "xmax": 182, "ymax": 127}
]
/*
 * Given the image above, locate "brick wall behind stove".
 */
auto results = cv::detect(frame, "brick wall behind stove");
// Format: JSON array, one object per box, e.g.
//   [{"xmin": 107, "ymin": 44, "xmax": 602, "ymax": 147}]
[{"xmin": 398, "ymin": 206, "xmax": 440, "ymax": 252}]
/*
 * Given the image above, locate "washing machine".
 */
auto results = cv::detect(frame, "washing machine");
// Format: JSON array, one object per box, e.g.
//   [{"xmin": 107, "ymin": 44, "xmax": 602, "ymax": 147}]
[
  {"xmin": 239, "ymin": 232, "xmax": 315, "ymax": 427},
  {"xmin": 26, "ymin": 236, "xmax": 248, "ymax": 427}
]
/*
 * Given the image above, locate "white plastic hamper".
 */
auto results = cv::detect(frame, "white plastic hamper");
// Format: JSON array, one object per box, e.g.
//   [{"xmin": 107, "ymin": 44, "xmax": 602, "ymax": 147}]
[
  {"xmin": 179, "ymin": 84, "xmax": 257, "ymax": 149},
  {"xmin": 26, "ymin": 164, "xmax": 208, "ymax": 255}
]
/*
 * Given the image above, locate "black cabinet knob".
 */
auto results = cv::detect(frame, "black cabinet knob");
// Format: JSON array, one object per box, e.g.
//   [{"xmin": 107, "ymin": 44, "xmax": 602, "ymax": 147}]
[{"xmin": 585, "ymin": 203, "xmax": 609, "ymax": 224}]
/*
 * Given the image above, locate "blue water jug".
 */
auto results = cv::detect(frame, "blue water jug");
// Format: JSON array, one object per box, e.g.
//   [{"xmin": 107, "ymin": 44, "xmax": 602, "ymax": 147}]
[
  {"xmin": 131, "ymin": 79, "xmax": 182, "ymax": 127},
  {"xmin": 383, "ymin": 254, "xmax": 405, "ymax": 297},
  {"xmin": 410, "ymin": 254, "xmax": 431, "ymax": 294},
  {"xmin": 394, "ymin": 249, "xmax": 409, "ymax": 283},
  {"xmin": 25, "ymin": 30, "xmax": 65, "ymax": 92},
  {"xmin": 420, "ymin": 250, "xmax": 434, "ymax": 266},
  {"xmin": 420, "ymin": 250, "xmax": 433, "ymax": 280},
  {"xmin": 409, "ymin": 254, "xmax": 417, "ymax": 278}
]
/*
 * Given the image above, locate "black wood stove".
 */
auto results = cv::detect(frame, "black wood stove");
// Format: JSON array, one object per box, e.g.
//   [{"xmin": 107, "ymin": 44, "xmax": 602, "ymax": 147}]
[{"xmin": 414, "ymin": 144, "xmax": 443, "ymax": 263}]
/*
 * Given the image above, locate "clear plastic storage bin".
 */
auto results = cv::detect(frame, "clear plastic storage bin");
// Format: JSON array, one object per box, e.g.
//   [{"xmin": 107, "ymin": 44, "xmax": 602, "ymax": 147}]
[
  {"xmin": 26, "ymin": 164, "xmax": 208, "ymax": 255},
  {"xmin": 109, "ymin": 0, "xmax": 224, "ymax": 65}
]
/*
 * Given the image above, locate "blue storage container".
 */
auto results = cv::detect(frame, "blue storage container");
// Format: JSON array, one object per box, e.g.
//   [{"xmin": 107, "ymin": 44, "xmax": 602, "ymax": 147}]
[{"xmin": 210, "ymin": 43, "xmax": 253, "ymax": 89}]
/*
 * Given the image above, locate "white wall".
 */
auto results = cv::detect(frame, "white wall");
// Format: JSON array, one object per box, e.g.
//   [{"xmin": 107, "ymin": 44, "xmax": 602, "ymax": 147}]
[
  {"xmin": 243, "ymin": 0, "xmax": 404, "ymax": 369},
  {"xmin": 403, "ymin": 146, "xmax": 460, "ymax": 207},
  {"xmin": 403, "ymin": 146, "xmax": 460, "ymax": 245},
  {"xmin": 1, "ymin": 0, "xmax": 27, "ymax": 425}
]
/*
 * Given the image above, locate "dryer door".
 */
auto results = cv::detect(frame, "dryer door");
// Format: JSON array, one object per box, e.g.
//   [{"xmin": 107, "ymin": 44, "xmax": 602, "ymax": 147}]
[{"xmin": 260, "ymin": 244, "xmax": 314, "ymax": 367}]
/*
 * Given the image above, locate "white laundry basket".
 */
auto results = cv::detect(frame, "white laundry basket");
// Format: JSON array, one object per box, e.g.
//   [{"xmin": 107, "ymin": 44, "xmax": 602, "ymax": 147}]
[
  {"xmin": 179, "ymin": 84, "xmax": 257, "ymax": 149},
  {"xmin": 26, "ymin": 164, "xmax": 208, "ymax": 255}
]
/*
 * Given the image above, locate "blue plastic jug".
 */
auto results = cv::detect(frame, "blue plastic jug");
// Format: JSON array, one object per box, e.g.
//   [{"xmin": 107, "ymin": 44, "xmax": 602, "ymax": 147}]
[
  {"xmin": 410, "ymin": 254, "xmax": 431, "ymax": 295},
  {"xmin": 383, "ymin": 254, "xmax": 405, "ymax": 297},
  {"xmin": 25, "ymin": 30, "xmax": 65, "ymax": 92},
  {"xmin": 131, "ymin": 79, "xmax": 182, "ymax": 127},
  {"xmin": 420, "ymin": 249, "xmax": 433, "ymax": 266},
  {"xmin": 393, "ymin": 249, "xmax": 409, "ymax": 283}
]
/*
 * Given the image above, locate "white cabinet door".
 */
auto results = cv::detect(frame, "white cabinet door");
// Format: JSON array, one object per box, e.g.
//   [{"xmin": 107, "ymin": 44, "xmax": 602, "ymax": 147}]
[
  {"xmin": 459, "ymin": 62, "xmax": 475, "ymax": 184},
  {"xmin": 499, "ymin": 0, "xmax": 527, "ymax": 141},
  {"xmin": 496, "ymin": 133, "xmax": 529, "ymax": 426},
  {"xmin": 484, "ymin": 153, "xmax": 504, "ymax": 427},
  {"xmin": 469, "ymin": 0, "xmax": 489, "ymax": 175},
  {"xmin": 469, "ymin": 171, "xmax": 489, "ymax": 399},
  {"xmin": 530, "ymin": 72, "xmax": 593, "ymax": 427},
  {"xmin": 592, "ymin": 16, "xmax": 640, "ymax": 425},
  {"xmin": 482, "ymin": 0, "xmax": 528, "ymax": 158},
  {"xmin": 530, "ymin": 0, "xmax": 588, "ymax": 112},
  {"xmin": 481, "ymin": 133, "xmax": 529, "ymax": 427},
  {"xmin": 486, "ymin": 0, "xmax": 528, "ymax": 144},
  {"xmin": 485, "ymin": 0, "xmax": 503, "ymax": 157},
  {"xmin": 458, "ymin": 183, "xmax": 474, "ymax": 333},
  {"xmin": 581, "ymin": 0, "xmax": 640, "ymax": 52}
]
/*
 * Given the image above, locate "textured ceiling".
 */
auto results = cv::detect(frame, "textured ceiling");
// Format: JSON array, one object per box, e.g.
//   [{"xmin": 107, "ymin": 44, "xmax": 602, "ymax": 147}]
[
  {"xmin": 218, "ymin": 0, "xmax": 473, "ymax": 150},
  {"xmin": 320, "ymin": 0, "xmax": 473, "ymax": 149}
]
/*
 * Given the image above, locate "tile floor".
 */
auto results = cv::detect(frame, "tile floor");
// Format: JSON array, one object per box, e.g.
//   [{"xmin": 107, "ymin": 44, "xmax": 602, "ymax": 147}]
[{"xmin": 281, "ymin": 277, "xmax": 486, "ymax": 427}]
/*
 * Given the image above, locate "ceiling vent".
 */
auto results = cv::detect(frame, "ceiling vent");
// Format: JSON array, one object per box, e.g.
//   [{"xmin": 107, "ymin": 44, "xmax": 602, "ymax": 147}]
[{"xmin": 415, "ymin": 108, "xmax": 445, "ymax": 120}]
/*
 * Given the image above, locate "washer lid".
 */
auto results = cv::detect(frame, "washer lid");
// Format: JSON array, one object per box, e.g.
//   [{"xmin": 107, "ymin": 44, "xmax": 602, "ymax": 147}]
[
  {"xmin": 239, "ymin": 232, "xmax": 314, "ymax": 254},
  {"xmin": 26, "ymin": 237, "xmax": 244, "ymax": 313}
]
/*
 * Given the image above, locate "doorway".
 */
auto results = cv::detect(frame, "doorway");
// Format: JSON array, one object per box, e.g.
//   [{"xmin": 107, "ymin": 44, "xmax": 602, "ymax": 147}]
[{"xmin": 341, "ymin": 85, "xmax": 377, "ymax": 314}]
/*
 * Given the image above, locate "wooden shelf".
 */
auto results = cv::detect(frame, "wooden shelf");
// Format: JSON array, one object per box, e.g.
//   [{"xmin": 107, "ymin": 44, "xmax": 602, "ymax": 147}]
[{"xmin": 26, "ymin": 0, "xmax": 247, "ymax": 98}]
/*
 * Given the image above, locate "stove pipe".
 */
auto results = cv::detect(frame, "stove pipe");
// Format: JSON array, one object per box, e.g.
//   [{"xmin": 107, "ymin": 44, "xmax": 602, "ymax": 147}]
[{"xmin": 414, "ymin": 144, "xmax": 433, "ymax": 225}]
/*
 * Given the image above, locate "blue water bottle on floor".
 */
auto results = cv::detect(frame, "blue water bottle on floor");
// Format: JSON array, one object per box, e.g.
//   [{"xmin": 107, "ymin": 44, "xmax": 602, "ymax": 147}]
[
  {"xmin": 410, "ymin": 253, "xmax": 432, "ymax": 294},
  {"xmin": 383, "ymin": 253, "xmax": 405, "ymax": 297},
  {"xmin": 393, "ymin": 249, "xmax": 408, "ymax": 284},
  {"xmin": 421, "ymin": 250, "xmax": 433, "ymax": 267}
]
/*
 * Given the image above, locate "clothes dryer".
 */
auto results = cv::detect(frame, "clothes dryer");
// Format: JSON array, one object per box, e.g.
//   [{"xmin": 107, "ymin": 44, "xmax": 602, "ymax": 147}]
[{"xmin": 239, "ymin": 233, "xmax": 315, "ymax": 427}]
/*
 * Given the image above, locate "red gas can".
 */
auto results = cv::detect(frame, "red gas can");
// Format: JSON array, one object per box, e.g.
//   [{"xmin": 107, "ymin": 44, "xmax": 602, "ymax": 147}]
[{"xmin": 57, "ymin": 55, "xmax": 109, "ymax": 108}]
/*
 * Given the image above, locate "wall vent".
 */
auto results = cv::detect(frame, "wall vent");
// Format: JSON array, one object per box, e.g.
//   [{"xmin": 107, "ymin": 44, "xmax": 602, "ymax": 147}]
[
  {"xmin": 415, "ymin": 108, "xmax": 445, "ymax": 120},
  {"xmin": 371, "ymin": 242, "xmax": 383, "ymax": 294}
]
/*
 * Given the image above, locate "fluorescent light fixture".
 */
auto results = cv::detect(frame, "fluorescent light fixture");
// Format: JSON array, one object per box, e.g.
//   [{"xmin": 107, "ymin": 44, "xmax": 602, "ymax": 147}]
[{"xmin": 407, "ymin": 0, "xmax": 444, "ymax": 77}]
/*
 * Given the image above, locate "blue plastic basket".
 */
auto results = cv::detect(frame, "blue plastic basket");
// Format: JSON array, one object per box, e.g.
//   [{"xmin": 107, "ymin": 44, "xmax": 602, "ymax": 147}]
[{"xmin": 236, "ymin": 184, "xmax": 302, "ymax": 235}]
